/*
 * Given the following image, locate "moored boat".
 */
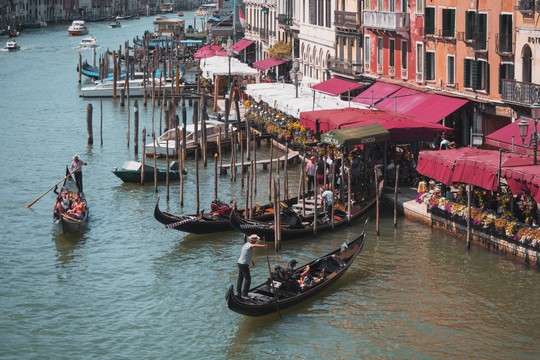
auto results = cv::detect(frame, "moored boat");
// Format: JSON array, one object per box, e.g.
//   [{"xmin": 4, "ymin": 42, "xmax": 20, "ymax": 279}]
[
  {"xmin": 226, "ymin": 228, "xmax": 367, "ymax": 316},
  {"xmin": 3, "ymin": 40, "xmax": 20, "ymax": 51},
  {"xmin": 112, "ymin": 160, "xmax": 186, "ymax": 183},
  {"xmin": 68, "ymin": 20, "xmax": 89, "ymax": 36},
  {"xmin": 145, "ymin": 120, "xmax": 232, "ymax": 157},
  {"xmin": 80, "ymin": 78, "xmax": 173, "ymax": 98},
  {"xmin": 229, "ymin": 195, "xmax": 376, "ymax": 241},
  {"xmin": 53, "ymin": 167, "xmax": 89, "ymax": 233}
]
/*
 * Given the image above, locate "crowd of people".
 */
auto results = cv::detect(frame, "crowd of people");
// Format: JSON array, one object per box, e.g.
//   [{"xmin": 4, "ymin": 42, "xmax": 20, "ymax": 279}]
[{"xmin": 53, "ymin": 187, "xmax": 86, "ymax": 221}]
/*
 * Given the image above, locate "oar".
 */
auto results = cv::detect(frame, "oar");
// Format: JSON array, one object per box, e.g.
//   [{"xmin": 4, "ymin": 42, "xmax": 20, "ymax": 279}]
[
  {"xmin": 26, "ymin": 166, "xmax": 82, "ymax": 209},
  {"xmin": 263, "ymin": 236, "xmax": 282, "ymax": 318}
]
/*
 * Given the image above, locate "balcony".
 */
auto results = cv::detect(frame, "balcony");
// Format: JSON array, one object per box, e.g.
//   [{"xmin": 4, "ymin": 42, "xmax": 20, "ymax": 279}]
[
  {"xmin": 277, "ymin": 14, "xmax": 291, "ymax": 26},
  {"xmin": 501, "ymin": 79, "xmax": 540, "ymax": 106},
  {"xmin": 473, "ymin": 32, "xmax": 487, "ymax": 52},
  {"xmin": 496, "ymin": 33, "xmax": 513, "ymax": 55},
  {"xmin": 334, "ymin": 10, "xmax": 360, "ymax": 31},
  {"xmin": 517, "ymin": 0, "xmax": 535, "ymax": 14},
  {"xmin": 362, "ymin": 11, "xmax": 410, "ymax": 32},
  {"xmin": 328, "ymin": 57, "xmax": 363, "ymax": 78}
]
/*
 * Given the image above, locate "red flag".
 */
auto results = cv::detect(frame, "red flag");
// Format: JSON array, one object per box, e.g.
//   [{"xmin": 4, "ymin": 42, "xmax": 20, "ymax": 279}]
[{"xmin": 238, "ymin": 8, "xmax": 246, "ymax": 28}]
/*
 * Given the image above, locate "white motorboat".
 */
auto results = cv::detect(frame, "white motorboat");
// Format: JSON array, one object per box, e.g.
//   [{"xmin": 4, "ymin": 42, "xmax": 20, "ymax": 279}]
[
  {"xmin": 80, "ymin": 78, "xmax": 173, "ymax": 98},
  {"xmin": 110, "ymin": 18, "xmax": 121, "ymax": 28},
  {"xmin": 195, "ymin": 3, "xmax": 218, "ymax": 16},
  {"xmin": 79, "ymin": 35, "xmax": 97, "ymax": 49},
  {"xmin": 4, "ymin": 40, "xmax": 20, "ymax": 51},
  {"xmin": 68, "ymin": 20, "xmax": 89, "ymax": 36},
  {"xmin": 145, "ymin": 120, "xmax": 233, "ymax": 156}
]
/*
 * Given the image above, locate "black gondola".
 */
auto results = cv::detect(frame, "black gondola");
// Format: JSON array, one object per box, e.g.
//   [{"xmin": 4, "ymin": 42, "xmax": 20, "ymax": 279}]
[
  {"xmin": 154, "ymin": 194, "xmax": 308, "ymax": 235},
  {"xmin": 53, "ymin": 167, "xmax": 89, "ymax": 233},
  {"xmin": 226, "ymin": 229, "xmax": 367, "ymax": 317},
  {"xmin": 229, "ymin": 195, "xmax": 375, "ymax": 241}
]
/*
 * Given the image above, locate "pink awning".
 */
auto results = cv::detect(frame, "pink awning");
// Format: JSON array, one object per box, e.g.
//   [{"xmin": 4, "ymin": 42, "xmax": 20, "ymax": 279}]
[
  {"xmin": 232, "ymin": 39, "xmax": 253, "ymax": 54},
  {"xmin": 311, "ymin": 78, "xmax": 367, "ymax": 96},
  {"xmin": 485, "ymin": 118, "xmax": 535, "ymax": 156},
  {"xmin": 502, "ymin": 165, "xmax": 540, "ymax": 203},
  {"xmin": 375, "ymin": 87, "xmax": 429, "ymax": 114},
  {"xmin": 351, "ymin": 82, "xmax": 401, "ymax": 106},
  {"xmin": 252, "ymin": 57, "xmax": 289, "ymax": 71},
  {"xmin": 404, "ymin": 95, "xmax": 468, "ymax": 123},
  {"xmin": 193, "ymin": 45, "xmax": 224, "ymax": 59}
]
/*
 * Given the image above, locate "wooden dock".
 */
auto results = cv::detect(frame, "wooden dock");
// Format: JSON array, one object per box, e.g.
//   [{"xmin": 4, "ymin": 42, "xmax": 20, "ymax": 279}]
[{"xmin": 220, "ymin": 151, "xmax": 299, "ymax": 170}]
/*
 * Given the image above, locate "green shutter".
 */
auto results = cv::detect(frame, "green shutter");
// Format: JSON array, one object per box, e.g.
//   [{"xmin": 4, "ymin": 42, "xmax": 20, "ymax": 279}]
[
  {"xmin": 472, "ymin": 60, "xmax": 479, "ymax": 90},
  {"xmin": 509, "ymin": 64, "xmax": 515, "ymax": 79},
  {"xmin": 464, "ymin": 59, "xmax": 471, "ymax": 88},
  {"xmin": 486, "ymin": 63, "xmax": 490, "ymax": 93},
  {"xmin": 498, "ymin": 64, "xmax": 504, "ymax": 94},
  {"xmin": 450, "ymin": 9, "xmax": 455, "ymax": 35}
]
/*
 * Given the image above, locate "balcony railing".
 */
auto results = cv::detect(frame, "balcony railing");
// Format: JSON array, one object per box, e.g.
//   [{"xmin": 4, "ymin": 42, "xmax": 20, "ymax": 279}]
[
  {"xmin": 277, "ymin": 14, "xmax": 292, "ymax": 26},
  {"xmin": 328, "ymin": 58, "xmax": 363, "ymax": 77},
  {"xmin": 362, "ymin": 11, "xmax": 410, "ymax": 32},
  {"xmin": 517, "ymin": 0, "xmax": 535, "ymax": 13},
  {"xmin": 474, "ymin": 32, "xmax": 487, "ymax": 51},
  {"xmin": 401, "ymin": 68, "xmax": 408, "ymax": 80},
  {"xmin": 496, "ymin": 33, "xmax": 513, "ymax": 55},
  {"xmin": 334, "ymin": 10, "xmax": 360, "ymax": 30},
  {"xmin": 501, "ymin": 79, "xmax": 540, "ymax": 106}
]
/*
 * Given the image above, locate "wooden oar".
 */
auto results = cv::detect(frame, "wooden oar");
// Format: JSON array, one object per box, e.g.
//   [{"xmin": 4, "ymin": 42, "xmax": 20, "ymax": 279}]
[
  {"xmin": 263, "ymin": 236, "xmax": 282, "ymax": 318},
  {"xmin": 26, "ymin": 166, "xmax": 82, "ymax": 209}
]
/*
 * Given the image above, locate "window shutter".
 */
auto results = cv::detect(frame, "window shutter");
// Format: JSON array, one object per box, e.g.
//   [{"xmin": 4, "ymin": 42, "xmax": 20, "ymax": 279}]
[
  {"xmin": 509, "ymin": 64, "xmax": 515, "ymax": 79},
  {"xmin": 486, "ymin": 63, "xmax": 490, "ymax": 93},
  {"xmin": 450, "ymin": 9, "xmax": 455, "ymax": 35},
  {"xmin": 472, "ymin": 60, "xmax": 479, "ymax": 90},
  {"xmin": 464, "ymin": 59, "xmax": 471, "ymax": 88}
]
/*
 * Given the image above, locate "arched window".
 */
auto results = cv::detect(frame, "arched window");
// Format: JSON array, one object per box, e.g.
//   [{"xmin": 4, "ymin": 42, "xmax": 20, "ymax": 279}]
[{"xmin": 522, "ymin": 45, "xmax": 532, "ymax": 83}]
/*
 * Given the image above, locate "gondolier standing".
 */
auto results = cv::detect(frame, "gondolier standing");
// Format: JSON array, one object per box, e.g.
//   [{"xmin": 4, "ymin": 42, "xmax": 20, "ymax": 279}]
[
  {"xmin": 237, "ymin": 234, "xmax": 266, "ymax": 298},
  {"xmin": 70, "ymin": 155, "xmax": 87, "ymax": 194}
]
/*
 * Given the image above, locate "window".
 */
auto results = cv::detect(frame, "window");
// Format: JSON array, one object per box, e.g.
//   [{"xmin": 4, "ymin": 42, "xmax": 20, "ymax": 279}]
[
  {"xmin": 425, "ymin": 7, "xmax": 435, "ymax": 35},
  {"xmin": 476, "ymin": 13, "xmax": 487, "ymax": 50},
  {"xmin": 425, "ymin": 51, "xmax": 435, "ymax": 81},
  {"xmin": 465, "ymin": 11, "xmax": 475, "ymax": 41},
  {"xmin": 442, "ymin": 8, "xmax": 455, "ymax": 37},
  {"xmin": 389, "ymin": 39, "xmax": 395, "ymax": 67},
  {"xmin": 401, "ymin": 40, "xmax": 408, "ymax": 70},
  {"xmin": 499, "ymin": 14, "xmax": 513, "ymax": 53},
  {"xmin": 416, "ymin": 43, "xmax": 423, "ymax": 74},
  {"xmin": 365, "ymin": 36, "xmax": 371, "ymax": 65},
  {"xmin": 377, "ymin": 37, "xmax": 383, "ymax": 65},
  {"xmin": 464, "ymin": 58, "xmax": 490, "ymax": 91},
  {"xmin": 402, "ymin": 0, "xmax": 408, "ymax": 12},
  {"xmin": 378, "ymin": 0, "xmax": 383, "ymax": 11},
  {"xmin": 498, "ymin": 63, "xmax": 514, "ymax": 94},
  {"xmin": 447, "ymin": 55, "xmax": 455, "ymax": 85},
  {"xmin": 416, "ymin": 0, "xmax": 424, "ymax": 14},
  {"xmin": 390, "ymin": 0, "xmax": 395, "ymax": 12}
]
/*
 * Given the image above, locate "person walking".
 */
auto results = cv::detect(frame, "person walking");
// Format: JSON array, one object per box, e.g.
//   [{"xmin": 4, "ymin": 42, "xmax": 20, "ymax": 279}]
[
  {"xmin": 306, "ymin": 156, "xmax": 317, "ymax": 193},
  {"xmin": 237, "ymin": 234, "xmax": 266, "ymax": 298},
  {"xmin": 70, "ymin": 155, "xmax": 87, "ymax": 194}
]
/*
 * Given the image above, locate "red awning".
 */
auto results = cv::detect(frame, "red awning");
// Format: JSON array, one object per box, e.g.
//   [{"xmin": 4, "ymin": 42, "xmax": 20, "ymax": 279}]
[
  {"xmin": 375, "ymin": 87, "xmax": 429, "ymax": 114},
  {"xmin": 416, "ymin": 148, "xmax": 489, "ymax": 185},
  {"xmin": 486, "ymin": 118, "xmax": 535, "ymax": 156},
  {"xmin": 404, "ymin": 95, "xmax": 468, "ymax": 123},
  {"xmin": 351, "ymin": 82, "xmax": 401, "ymax": 106},
  {"xmin": 252, "ymin": 57, "xmax": 289, "ymax": 71},
  {"xmin": 502, "ymin": 165, "xmax": 540, "ymax": 203},
  {"xmin": 311, "ymin": 78, "xmax": 366, "ymax": 96},
  {"xmin": 299, "ymin": 108, "xmax": 450, "ymax": 142},
  {"xmin": 232, "ymin": 39, "xmax": 253, "ymax": 54},
  {"xmin": 193, "ymin": 45, "xmax": 224, "ymax": 59}
]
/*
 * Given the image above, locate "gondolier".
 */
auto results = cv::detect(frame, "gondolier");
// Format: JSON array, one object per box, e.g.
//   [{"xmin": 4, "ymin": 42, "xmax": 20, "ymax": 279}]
[
  {"xmin": 237, "ymin": 234, "xmax": 266, "ymax": 299},
  {"xmin": 70, "ymin": 155, "xmax": 87, "ymax": 194}
]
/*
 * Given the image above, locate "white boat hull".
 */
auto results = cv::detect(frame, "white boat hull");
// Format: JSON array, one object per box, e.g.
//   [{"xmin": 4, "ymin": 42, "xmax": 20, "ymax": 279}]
[{"xmin": 81, "ymin": 80, "xmax": 174, "ymax": 98}]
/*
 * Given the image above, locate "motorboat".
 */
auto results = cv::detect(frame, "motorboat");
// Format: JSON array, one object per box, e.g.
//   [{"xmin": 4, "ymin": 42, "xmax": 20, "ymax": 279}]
[
  {"xmin": 195, "ymin": 3, "xmax": 218, "ymax": 16},
  {"xmin": 4, "ymin": 40, "xmax": 20, "ymax": 51},
  {"xmin": 112, "ymin": 161, "xmax": 186, "ymax": 183},
  {"xmin": 68, "ymin": 20, "xmax": 89, "ymax": 36},
  {"xmin": 79, "ymin": 35, "xmax": 97, "ymax": 49},
  {"xmin": 80, "ymin": 78, "xmax": 173, "ymax": 98},
  {"xmin": 145, "ymin": 120, "xmax": 233, "ymax": 157},
  {"xmin": 110, "ymin": 18, "xmax": 121, "ymax": 28},
  {"xmin": 177, "ymin": 11, "xmax": 184, "ymax": 16}
]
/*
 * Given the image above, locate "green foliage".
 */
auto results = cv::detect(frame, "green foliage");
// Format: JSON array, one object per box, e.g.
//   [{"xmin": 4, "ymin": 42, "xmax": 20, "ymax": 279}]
[{"xmin": 268, "ymin": 41, "xmax": 292, "ymax": 60}]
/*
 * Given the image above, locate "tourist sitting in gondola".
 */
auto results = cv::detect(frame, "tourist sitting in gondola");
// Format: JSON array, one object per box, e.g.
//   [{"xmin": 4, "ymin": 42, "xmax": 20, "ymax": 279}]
[
  {"xmin": 66, "ymin": 197, "xmax": 85, "ymax": 219},
  {"xmin": 210, "ymin": 199, "xmax": 231, "ymax": 217}
]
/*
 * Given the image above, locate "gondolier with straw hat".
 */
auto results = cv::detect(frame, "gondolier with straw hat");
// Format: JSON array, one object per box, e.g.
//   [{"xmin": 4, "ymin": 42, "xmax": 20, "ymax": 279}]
[
  {"xmin": 237, "ymin": 234, "xmax": 266, "ymax": 299},
  {"xmin": 70, "ymin": 154, "xmax": 87, "ymax": 195}
]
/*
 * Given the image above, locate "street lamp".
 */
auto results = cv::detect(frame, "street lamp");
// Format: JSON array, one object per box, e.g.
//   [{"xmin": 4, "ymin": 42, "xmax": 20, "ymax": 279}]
[
  {"xmin": 518, "ymin": 101, "xmax": 540, "ymax": 165},
  {"xmin": 226, "ymin": 38, "xmax": 234, "ymax": 90},
  {"xmin": 289, "ymin": 58, "xmax": 303, "ymax": 98}
]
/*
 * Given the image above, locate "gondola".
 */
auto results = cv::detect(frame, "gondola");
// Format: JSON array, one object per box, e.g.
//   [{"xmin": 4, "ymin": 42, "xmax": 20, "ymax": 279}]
[
  {"xmin": 112, "ymin": 160, "xmax": 186, "ymax": 183},
  {"xmin": 53, "ymin": 167, "xmax": 89, "ymax": 233},
  {"xmin": 154, "ymin": 194, "xmax": 308, "ymax": 235},
  {"xmin": 229, "ymin": 195, "xmax": 375, "ymax": 241},
  {"xmin": 226, "ymin": 228, "xmax": 367, "ymax": 317}
]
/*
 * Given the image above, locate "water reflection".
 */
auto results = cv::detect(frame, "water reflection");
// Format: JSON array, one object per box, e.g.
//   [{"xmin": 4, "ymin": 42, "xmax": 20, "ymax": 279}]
[{"xmin": 53, "ymin": 231, "xmax": 87, "ymax": 266}]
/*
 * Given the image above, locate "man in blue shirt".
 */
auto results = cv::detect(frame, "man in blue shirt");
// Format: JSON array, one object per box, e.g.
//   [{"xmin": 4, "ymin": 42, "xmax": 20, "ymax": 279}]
[{"xmin": 237, "ymin": 234, "xmax": 266, "ymax": 298}]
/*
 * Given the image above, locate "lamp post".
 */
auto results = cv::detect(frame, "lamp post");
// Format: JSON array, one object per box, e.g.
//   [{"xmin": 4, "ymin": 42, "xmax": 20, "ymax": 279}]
[
  {"xmin": 289, "ymin": 58, "xmax": 303, "ymax": 98},
  {"xmin": 518, "ymin": 101, "xmax": 540, "ymax": 165},
  {"xmin": 226, "ymin": 38, "xmax": 234, "ymax": 90}
]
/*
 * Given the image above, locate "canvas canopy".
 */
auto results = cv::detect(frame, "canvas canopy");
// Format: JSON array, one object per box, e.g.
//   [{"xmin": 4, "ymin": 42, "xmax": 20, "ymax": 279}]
[
  {"xmin": 320, "ymin": 123, "xmax": 389, "ymax": 147},
  {"xmin": 199, "ymin": 56, "xmax": 259, "ymax": 79}
]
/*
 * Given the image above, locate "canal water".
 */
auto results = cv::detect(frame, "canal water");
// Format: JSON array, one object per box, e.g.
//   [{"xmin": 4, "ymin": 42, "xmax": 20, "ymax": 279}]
[{"xmin": 1, "ymin": 13, "xmax": 539, "ymax": 359}]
